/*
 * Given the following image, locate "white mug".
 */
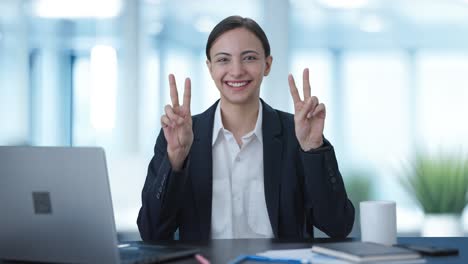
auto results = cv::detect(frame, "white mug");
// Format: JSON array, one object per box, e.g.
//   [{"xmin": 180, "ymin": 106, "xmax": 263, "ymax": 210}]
[{"xmin": 360, "ymin": 200, "xmax": 397, "ymax": 245}]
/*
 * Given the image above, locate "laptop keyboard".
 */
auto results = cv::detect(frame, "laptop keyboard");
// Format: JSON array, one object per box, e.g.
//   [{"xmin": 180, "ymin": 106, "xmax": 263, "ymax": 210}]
[
  {"xmin": 120, "ymin": 249, "xmax": 162, "ymax": 264},
  {"xmin": 118, "ymin": 244, "xmax": 198, "ymax": 264}
]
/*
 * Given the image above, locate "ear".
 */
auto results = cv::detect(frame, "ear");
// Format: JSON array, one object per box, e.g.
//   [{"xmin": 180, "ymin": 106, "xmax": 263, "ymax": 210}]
[
  {"xmin": 264, "ymin": 56, "xmax": 273, "ymax": 76},
  {"xmin": 206, "ymin": 59, "xmax": 212, "ymax": 74}
]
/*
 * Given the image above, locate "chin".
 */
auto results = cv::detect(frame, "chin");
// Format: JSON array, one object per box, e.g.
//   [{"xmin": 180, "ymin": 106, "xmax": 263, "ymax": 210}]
[{"xmin": 221, "ymin": 93, "xmax": 259, "ymax": 106}]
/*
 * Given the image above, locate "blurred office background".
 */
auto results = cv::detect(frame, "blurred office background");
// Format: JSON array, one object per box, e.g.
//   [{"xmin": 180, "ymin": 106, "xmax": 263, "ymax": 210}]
[{"xmin": 1, "ymin": 0, "xmax": 468, "ymax": 239}]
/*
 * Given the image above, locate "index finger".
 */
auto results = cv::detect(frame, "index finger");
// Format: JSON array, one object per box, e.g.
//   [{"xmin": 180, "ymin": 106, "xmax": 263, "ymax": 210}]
[
  {"xmin": 288, "ymin": 74, "xmax": 301, "ymax": 104},
  {"xmin": 168, "ymin": 74, "xmax": 179, "ymax": 108},
  {"xmin": 183, "ymin": 77, "xmax": 191, "ymax": 113},
  {"xmin": 303, "ymin": 68, "xmax": 311, "ymax": 99}
]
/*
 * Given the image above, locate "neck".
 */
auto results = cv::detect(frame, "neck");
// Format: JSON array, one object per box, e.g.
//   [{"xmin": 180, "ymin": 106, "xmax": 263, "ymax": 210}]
[{"xmin": 220, "ymin": 99, "xmax": 260, "ymax": 139}]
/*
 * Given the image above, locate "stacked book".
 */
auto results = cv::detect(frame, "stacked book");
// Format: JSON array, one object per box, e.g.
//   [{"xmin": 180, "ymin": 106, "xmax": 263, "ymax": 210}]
[{"xmin": 311, "ymin": 242, "xmax": 424, "ymax": 263}]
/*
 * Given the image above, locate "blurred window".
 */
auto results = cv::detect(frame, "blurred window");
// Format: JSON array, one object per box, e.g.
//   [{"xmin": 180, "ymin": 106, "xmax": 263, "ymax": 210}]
[
  {"xmin": 416, "ymin": 52, "xmax": 468, "ymax": 151},
  {"xmin": 343, "ymin": 52, "xmax": 412, "ymax": 168},
  {"xmin": 72, "ymin": 45, "xmax": 118, "ymax": 147}
]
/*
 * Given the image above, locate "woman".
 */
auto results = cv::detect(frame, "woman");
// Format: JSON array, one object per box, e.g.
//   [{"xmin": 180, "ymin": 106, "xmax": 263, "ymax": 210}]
[{"xmin": 137, "ymin": 15, "xmax": 354, "ymax": 241}]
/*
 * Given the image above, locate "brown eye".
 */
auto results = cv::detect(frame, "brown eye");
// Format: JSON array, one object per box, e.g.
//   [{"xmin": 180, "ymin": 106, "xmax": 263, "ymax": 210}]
[{"xmin": 216, "ymin": 57, "xmax": 229, "ymax": 63}]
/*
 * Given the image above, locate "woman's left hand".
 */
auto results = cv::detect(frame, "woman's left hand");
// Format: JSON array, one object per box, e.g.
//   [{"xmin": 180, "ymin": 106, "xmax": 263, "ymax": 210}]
[{"xmin": 288, "ymin": 68, "xmax": 326, "ymax": 151}]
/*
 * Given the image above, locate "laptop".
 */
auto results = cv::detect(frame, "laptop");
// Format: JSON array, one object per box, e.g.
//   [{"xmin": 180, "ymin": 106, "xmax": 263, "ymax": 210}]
[{"xmin": 0, "ymin": 146, "xmax": 198, "ymax": 264}]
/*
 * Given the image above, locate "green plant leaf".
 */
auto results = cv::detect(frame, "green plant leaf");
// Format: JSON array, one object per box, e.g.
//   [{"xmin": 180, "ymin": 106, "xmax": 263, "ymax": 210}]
[{"xmin": 398, "ymin": 152, "xmax": 468, "ymax": 214}]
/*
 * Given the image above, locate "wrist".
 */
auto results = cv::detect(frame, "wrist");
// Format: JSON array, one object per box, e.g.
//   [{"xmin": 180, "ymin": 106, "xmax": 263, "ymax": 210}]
[
  {"xmin": 300, "ymin": 139, "xmax": 324, "ymax": 152},
  {"xmin": 167, "ymin": 149, "xmax": 188, "ymax": 172}
]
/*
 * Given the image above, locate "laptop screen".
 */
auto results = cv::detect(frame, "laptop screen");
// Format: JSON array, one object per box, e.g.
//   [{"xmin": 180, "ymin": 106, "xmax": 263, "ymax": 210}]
[{"xmin": 0, "ymin": 147, "xmax": 122, "ymax": 263}]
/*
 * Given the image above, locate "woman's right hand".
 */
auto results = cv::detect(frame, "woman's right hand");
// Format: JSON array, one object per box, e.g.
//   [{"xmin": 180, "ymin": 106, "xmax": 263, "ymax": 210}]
[{"xmin": 161, "ymin": 74, "xmax": 193, "ymax": 171}]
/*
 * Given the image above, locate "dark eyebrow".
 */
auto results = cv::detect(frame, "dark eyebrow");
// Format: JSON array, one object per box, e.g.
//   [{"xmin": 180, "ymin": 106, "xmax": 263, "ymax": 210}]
[
  {"xmin": 214, "ymin": 52, "xmax": 231, "ymax": 58},
  {"xmin": 213, "ymin": 50, "xmax": 260, "ymax": 58},
  {"xmin": 241, "ymin": 50, "xmax": 260, "ymax": 56}
]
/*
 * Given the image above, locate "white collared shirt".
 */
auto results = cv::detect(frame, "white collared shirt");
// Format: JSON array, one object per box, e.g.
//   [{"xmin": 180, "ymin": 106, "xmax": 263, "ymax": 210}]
[{"xmin": 210, "ymin": 101, "xmax": 274, "ymax": 239}]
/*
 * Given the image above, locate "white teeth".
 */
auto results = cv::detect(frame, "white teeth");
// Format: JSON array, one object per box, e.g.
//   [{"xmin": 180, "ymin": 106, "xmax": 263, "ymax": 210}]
[{"xmin": 227, "ymin": 81, "xmax": 248, "ymax": 87}]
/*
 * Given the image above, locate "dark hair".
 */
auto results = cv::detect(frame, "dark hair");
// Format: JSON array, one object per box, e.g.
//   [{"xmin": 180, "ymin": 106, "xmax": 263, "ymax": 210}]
[{"xmin": 205, "ymin": 15, "xmax": 271, "ymax": 61}]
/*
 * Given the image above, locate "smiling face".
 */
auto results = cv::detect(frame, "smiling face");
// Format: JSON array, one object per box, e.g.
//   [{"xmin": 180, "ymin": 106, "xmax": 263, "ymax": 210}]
[{"xmin": 206, "ymin": 27, "xmax": 272, "ymax": 106}]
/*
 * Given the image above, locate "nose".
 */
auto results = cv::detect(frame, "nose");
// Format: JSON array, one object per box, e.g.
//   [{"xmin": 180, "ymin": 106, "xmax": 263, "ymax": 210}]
[{"xmin": 229, "ymin": 59, "xmax": 245, "ymax": 78}]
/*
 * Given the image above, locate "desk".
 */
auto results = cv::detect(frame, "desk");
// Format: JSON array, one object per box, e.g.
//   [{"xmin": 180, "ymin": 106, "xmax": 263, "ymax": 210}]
[
  {"xmin": 145, "ymin": 237, "xmax": 467, "ymax": 264},
  {"xmin": 0, "ymin": 237, "xmax": 465, "ymax": 263}
]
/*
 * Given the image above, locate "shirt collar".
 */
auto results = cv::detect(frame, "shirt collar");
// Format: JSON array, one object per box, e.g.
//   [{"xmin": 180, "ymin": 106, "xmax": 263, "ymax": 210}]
[
  {"xmin": 212, "ymin": 100, "xmax": 263, "ymax": 146},
  {"xmin": 212, "ymin": 103, "xmax": 224, "ymax": 146}
]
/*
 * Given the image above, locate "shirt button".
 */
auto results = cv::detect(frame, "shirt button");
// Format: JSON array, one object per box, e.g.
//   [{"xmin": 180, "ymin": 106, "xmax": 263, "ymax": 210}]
[
  {"xmin": 330, "ymin": 177, "xmax": 337, "ymax": 183},
  {"xmin": 235, "ymin": 157, "xmax": 240, "ymax": 162}
]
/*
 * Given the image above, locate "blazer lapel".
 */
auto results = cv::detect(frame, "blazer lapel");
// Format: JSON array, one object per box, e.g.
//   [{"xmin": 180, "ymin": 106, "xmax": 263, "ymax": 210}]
[
  {"xmin": 261, "ymin": 100, "xmax": 283, "ymax": 237},
  {"xmin": 189, "ymin": 101, "xmax": 218, "ymax": 240}
]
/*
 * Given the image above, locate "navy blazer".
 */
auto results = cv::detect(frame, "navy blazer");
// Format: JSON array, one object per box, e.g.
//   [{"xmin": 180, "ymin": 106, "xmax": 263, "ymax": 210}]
[{"xmin": 137, "ymin": 100, "xmax": 354, "ymax": 241}]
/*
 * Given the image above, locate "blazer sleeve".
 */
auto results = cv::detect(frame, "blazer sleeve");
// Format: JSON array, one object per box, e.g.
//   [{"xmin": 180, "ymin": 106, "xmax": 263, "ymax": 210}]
[
  {"xmin": 300, "ymin": 138, "xmax": 355, "ymax": 238},
  {"xmin": 137, "ymin": 129, "xmax": 190, "ymax": 241}
]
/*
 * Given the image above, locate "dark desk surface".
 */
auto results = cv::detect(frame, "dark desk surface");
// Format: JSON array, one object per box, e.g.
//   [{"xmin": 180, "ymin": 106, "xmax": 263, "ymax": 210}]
[
  {"xmin": 1, "ymin": 237, "xmax": 466, "ymax": 263},
  {"xmin": 146, "ymin": 237, "xmax": 467, "ymax": 264}
]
